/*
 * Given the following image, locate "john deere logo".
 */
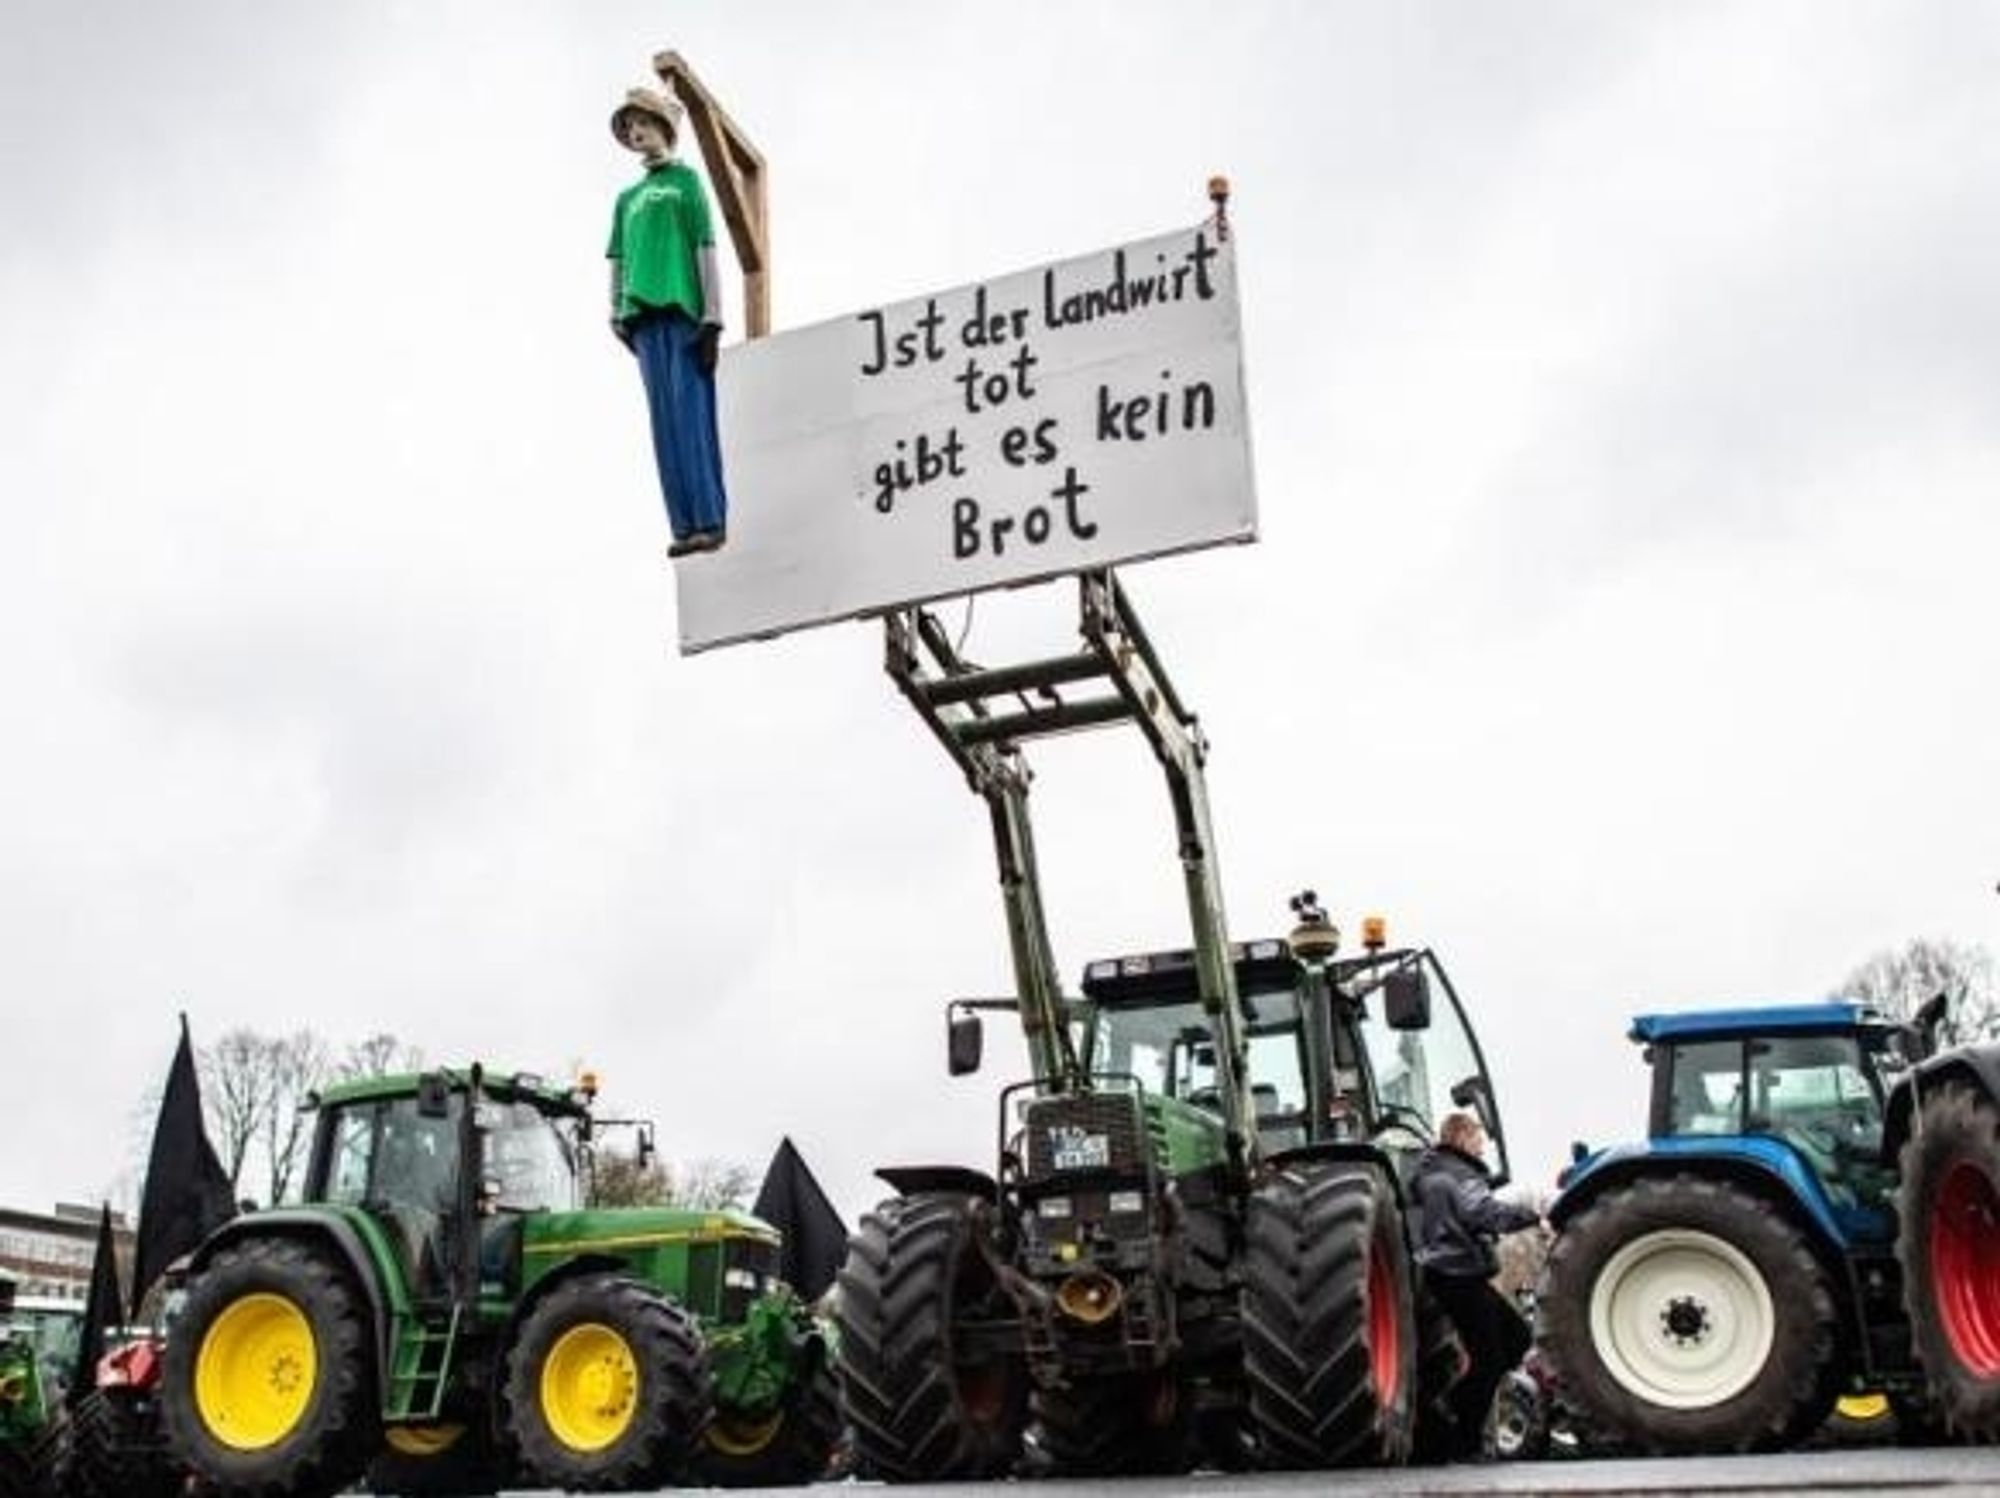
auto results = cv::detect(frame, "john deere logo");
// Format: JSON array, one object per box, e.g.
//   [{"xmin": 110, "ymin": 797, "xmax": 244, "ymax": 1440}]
[{"xmin": 1048, "ymin": 1126, "xmax": 1111, "ymax": 1171}]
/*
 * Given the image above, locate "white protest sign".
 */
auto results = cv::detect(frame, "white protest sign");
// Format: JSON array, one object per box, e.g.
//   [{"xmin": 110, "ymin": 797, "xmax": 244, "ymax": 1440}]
[{"xmin": 675, "ymin": 221, "xmax": 1256, "ymax": 654}]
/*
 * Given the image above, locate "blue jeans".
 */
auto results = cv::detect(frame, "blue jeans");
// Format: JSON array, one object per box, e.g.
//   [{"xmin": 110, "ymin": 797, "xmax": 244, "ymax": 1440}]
[{"xmin": 630, "ymin": 309, "xmax": 728, "ymax": 540}]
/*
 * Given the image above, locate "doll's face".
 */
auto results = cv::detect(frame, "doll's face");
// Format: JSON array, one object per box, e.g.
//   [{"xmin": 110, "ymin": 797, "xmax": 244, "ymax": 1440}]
[{"xmin": 620, "ymin": 113, "xmax": 671, "ymax": 157}]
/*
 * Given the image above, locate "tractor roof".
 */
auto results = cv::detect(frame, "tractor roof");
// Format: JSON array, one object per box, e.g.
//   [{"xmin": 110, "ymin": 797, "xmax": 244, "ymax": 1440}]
[
  {"xmin": 1628, "ymin": 1000, "xmax": 1890, "ymax": 1044},
  {"xmin": 315, "ymin": 1067, "xmax": 588, "ymax": 1116}
]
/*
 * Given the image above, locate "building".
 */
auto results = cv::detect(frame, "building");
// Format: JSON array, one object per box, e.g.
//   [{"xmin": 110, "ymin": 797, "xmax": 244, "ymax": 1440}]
[{"xmin": 0, "ymin": 1203, "xmax": 133, "ymax": 1302}]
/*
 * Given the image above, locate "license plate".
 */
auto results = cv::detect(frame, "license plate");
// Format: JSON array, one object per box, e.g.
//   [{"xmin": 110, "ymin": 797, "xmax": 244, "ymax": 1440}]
[{"xmin": 1049, "ymin": 1128, "xmax": 1110, "ymax": 1170}]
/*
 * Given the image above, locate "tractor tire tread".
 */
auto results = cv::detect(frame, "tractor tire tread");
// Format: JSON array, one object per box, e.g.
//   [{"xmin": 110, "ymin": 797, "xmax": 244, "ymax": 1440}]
[{"xmin": 1242, "ymin": 1161, "xmax": 1415, "ymax": 1468}]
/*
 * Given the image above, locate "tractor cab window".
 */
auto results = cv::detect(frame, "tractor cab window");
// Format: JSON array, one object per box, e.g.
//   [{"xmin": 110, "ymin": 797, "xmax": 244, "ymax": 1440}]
[
  {"xmin": 1661, "ymin": 1033, "xmax": 1893, "ymax": 1209},
  {"xmin": 325, "ymin": 1106, "xmax": 376, "ymax": 1206},
  {"xmin": 1749, "ymin": 1034, "xmax": 1887, "ymax": 1191},
  {"xmin": 481, "ymin": 1100, "xmax": 581, "ymax": 1213},
  {"xmin": 1089, "ymin": 998, "xmax": 1211, "ymax": 1102},
  {"xmin": 1241, "ymin": 981, "xmax": 1308, "ymax": 1148},
  {"xmin": 316, "ymin": 1094, "xmax": 463, "ymax": 1297},
  {"xmin": 1665, "ymin": 1040, "xmax": 1745, "ymax": 1136}
]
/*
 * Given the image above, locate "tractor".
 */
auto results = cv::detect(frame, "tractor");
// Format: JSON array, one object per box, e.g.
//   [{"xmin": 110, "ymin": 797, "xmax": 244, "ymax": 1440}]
[
  {"xmin": 834, "ymin": 572, "xmax": 1511, "ymax": 1477},
  {"xmin": 1881, "ymin": 1002, "xmax": 2000, "ymax": 1440},
  {"xmin": 1539, "ymin": 1000, "xmax": 1933, "ymax": 1453},
  {"xmin": 0, "ymin": 1273, "xmax": 59, "ymax": 1498},
  {"xmin": 158, "ymin": 1065, "xmax": 838, "ymax": 1497}
]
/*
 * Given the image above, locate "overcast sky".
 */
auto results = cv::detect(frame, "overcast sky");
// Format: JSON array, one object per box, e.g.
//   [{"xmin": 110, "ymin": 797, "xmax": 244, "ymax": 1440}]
[{"xmin": 4, "ymin": 1, "xmax": 1997, "ymax": 1225}]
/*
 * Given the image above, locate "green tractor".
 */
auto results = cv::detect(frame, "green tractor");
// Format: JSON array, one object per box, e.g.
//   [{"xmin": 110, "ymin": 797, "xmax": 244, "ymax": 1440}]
[
  {"xmin": 835, "ymin": 574, "xmax": 1511, "ymax": 1477},
  {"xmin": 158, "ymin": 1066, "xmax": 838, "ymax": 1497},
  {"xmin": 0, "ymin": 1272, "xmax": 61, "ymax": 1498}
]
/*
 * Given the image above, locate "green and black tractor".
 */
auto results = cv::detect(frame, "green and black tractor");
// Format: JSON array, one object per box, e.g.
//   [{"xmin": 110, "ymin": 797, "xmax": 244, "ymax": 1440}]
[
  {"xmin": 0, "ymin": 1272, "xmax": 61, "ymax": 1498},
  {"xmin": 158, "ymin": 1066, "xmax": 838, "ymax": 1497},
  {"xmin": 835, "ymin": 573, "xmax": 1510, "ymax": 1477}
]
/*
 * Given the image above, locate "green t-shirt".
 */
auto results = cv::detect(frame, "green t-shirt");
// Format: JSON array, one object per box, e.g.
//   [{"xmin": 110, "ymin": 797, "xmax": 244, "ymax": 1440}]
[{"xmin": 606, "ymin": 159, "xmax": 714, "ymax": 323}]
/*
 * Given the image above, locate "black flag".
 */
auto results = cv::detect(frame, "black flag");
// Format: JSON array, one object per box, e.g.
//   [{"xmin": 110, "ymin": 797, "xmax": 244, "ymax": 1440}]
[
  {"xmin": 751, "ymin": 1137, "xmax": 848, "ymax": 1303},
  {"xmin": 68, "ymin": 1204, "xmax": 122, "ymax": 1406},
  {"xmin": 130, "ymin": 1016, "xmax": 236, "ymax": 1319}
]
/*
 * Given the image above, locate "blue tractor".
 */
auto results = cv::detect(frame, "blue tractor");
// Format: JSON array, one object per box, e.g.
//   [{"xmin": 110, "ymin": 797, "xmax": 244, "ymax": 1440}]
[{"xmin": 1538, "ymin": 1001, "xmax": 1928, "ymax": 1453}]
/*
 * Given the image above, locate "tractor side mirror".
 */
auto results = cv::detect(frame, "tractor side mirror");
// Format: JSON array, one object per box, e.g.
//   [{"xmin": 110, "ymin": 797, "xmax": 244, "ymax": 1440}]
[
  {"xmin": 416, "ymin": 1073, "xmax": 452, "ymax": 1119},
  {"xmin": 1384, "ymin": 967, "xmax": 1431, "ymax": 1030},
  {"xmin": 637, "ymin": 1123, "xmax": 657, "ymax": 1169},
  {"xmin": 948, "ymin": 1010, "xmax": 984, "ymax": 1076},
  {"xmin": 1450, "ymin": 1074, "xmax": 1495, "ymax": 1132}
]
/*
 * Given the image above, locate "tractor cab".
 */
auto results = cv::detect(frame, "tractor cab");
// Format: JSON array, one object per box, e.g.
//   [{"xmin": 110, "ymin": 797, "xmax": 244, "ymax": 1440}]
[
  {"xmin": 1633, "ymin": 1003, "xmax": 1905, "ymax": 1223},
  {"xmin": 1069, "ymin": 914, "xmax": 1510, "ymax": 1185},
  {"xmin": 302, "ymin": 1067, "xmax": 589, "ymax": 1304}
]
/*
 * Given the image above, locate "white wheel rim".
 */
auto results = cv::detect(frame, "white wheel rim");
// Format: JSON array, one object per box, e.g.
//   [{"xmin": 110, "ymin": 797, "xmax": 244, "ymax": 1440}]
[{"xmin": 1586, "ymin": 1227, "xmax": 1774, "ymax": 1409}]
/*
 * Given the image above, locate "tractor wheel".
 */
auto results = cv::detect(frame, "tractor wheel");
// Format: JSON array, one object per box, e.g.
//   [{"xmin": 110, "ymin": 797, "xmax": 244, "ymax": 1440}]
[
  {"xmin": 834, "ymin": 1192, "xmax": 1025, "ymax": 1480},
  {"xmin": 502, "ymin": 1273, "xmax": 712, "ymax": 1491},
  {"xmin": 1242, "ymin": 1161, "xmax": 1416, "ymax": 1468},
  {"xmin": 364, "ymin": 1420, "xmax": 505, "ymax": 1495},
  {"xmin": 59, "ymin": 1387, "xmax": 182, "ymax": 1498},
  {"xmin": 1897, "ymin": 1078, "xmax": 2000, "ymax": 1439},
  {"xmin": 1027, "ymin": 1371, "xmax": 1193, "ymax": 1476},
  {"xmin": 1538, "ymin": 1173, "xmax": 1836, "ymax": 1453},
  {"xmin": 692, "ymin": 1352, "xmax": 843, "ymax": 1487},
  {"xmin": 1407, "ymin": 1283, "xmax": 1468, "ymax": 1464},
  {"xmin": 161, "ymin": 1238, "xmax": 380, "ymax": 1497},
  {"xmin": 1483, "ymin": 1368, "xmax": 1549, "ymax": 1460}
]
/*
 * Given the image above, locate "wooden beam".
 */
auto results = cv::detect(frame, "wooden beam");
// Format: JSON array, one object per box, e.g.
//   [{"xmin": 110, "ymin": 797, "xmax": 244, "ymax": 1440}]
[{"xmin": 653, "ymin": 50, "xmax": 771, "ymax": 338}]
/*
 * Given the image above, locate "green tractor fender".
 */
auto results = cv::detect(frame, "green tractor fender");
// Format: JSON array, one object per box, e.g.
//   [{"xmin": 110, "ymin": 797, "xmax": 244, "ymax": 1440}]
[
  {"xmin": 186, "ymin": 1208, "xmax": 409, "ymax": 1388},
  {"xmin": 498, "ymin": 1251, "xmax": 634, "ymax": 1342}
]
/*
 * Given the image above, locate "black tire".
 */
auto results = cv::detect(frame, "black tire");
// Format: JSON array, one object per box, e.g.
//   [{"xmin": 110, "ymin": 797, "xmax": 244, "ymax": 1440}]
[
  {"xmin": 692, "ymin": 1351, "xmax": 842, "ymax": 1487},
  {"xmin": 1483, "ymin": 1369, "xmax": 1548, "ymax": 1460},
  {"xmin": 161, "ymin": 1238, "xmax": 380, "ymax": 1497},
  {"xmin": 1897, "ymin": 1078, "xmax": 2000, "ymax": 1440},
  {"xmin": 1538, "ymin": 1173, "xmax": 1837, "ymax": 1453},
  {"xmin": 833, "ymin": 1193, "xmax": 1025, "ymax": 1480},
  {"xmin": 0, "ymin": 1442, "xmax": 35, "ymax": 1498},
  {"xmin": 59, "ymin": 1387, "xmax": 182, "ymax": 1498},
  {"xmin": 502, "ymin": 1273, "xmax": 711, "ymax": 1491},
  {"xmin": 1407, "ymin": 1283, "xmax": 1467, "ymax": 1464},
  {"xmin": 1242, "ymin": 1162, "xmax": 1416, "ymax": 1468},
  {"xmin": 365, "ymin": 1419, "xmax": 504, "ymax": 1495},
  {"xmin": 1027, "ymin": 1371, "xmax": 1193, "ymax": 1476}
]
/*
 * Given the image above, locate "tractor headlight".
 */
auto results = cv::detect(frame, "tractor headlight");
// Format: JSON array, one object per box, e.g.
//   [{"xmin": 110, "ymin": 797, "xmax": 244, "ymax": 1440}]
[
  {"xmin": 1038, "ymin": 1196, "xmax": 1073, "ymax": 1219},
  {"xmin": 1107, "ymin": 1190, "xmax": 1144, "ymax": 1216},
  {"xmin": 723, "ymin": 1267, "xmax": 759, "ymax": 1291}
]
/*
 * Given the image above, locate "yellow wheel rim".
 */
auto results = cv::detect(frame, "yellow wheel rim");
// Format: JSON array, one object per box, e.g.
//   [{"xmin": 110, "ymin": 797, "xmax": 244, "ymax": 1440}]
[
  {"xmin": 194, "ymin": 1292, "xmax": 318, "ymax": 1451},
  {"xmin": 1836, "ymin": 1391, "xmax": 1891, "ymax": 1422},
  {"xmin": 383, "ymin": 1423, "xmax": 465, "ymax": 1457},
  {"xmin": 539, "ymin": 1322, "xmax": 639, "ymax": 1452},
  {"xmin": 704, "ymin": 1407, "xmax": 784, "ymax": 1457}
]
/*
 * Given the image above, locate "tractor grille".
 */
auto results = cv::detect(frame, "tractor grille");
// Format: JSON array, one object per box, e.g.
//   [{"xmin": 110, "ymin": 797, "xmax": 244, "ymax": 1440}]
[{"xmin": 1023, "ymin": 1093, "xmax": 1147, "ymax": 1181}]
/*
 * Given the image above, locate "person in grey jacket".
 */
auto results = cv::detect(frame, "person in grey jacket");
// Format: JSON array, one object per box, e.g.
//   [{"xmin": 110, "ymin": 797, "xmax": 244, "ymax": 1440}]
[{"xmin": 1413, "ymin": 1111, "xmax": 1542, "ymax": 1457}]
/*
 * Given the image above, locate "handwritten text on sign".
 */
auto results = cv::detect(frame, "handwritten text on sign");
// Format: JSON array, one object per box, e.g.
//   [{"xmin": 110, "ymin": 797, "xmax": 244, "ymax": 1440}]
[{"xmin": 675, "ymin": 222, "xmax": 1256, "ymax": 654}]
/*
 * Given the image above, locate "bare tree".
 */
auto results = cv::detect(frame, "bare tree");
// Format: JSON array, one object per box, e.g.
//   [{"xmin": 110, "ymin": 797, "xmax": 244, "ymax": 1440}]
[
  {"xmin": 589, "ymin": 1147, "xmax": 673, "ymax": 1208},
  {"xmin": 261, "ymin": 1030, "xmax": 332, "ymax": 1205},
  {"xmin": 669, "ymin": 1158, "xmax": 756, "ymax": 1212},
  {"xmin": 1838, "ymin": 937, "xmax": 1999, "ymax": 1043},
  {"xmin": 188, "ymin": 1026, "xmax": 422, "ymax": 1206},
  {"xmin": 199, "ymin": 1029, "xmax": 275, "ymax": 1194},
  {"xmin": 586, "ymin": 1151, "xmax": 754, "ymax": 1211},
  {"xmin": 337, "ymin": 1032, "xmax": 422, "ymax": 1080}
]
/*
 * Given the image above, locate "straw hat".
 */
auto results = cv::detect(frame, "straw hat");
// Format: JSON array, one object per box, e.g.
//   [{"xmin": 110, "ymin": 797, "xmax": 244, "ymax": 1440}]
[{"xmin": 611, "ymin": 86, "xmax": 683, "ymax": 149}]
